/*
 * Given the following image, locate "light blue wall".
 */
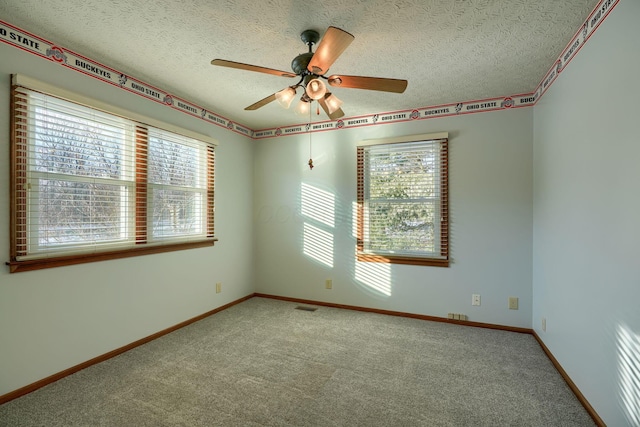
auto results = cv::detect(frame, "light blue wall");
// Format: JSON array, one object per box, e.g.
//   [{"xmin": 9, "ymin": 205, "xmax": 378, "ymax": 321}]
[
  {"xmin": 253, "ymin": 109, "xmax": 534, "ymax": 328},
  {"xmin": 0, "ymin": 42, "xmax": 255, "ymax": 395},
  {"xmin": 2, "ymin": 2, "xmax": 638, "ymax": 424},
  {"xmin": 532, "ymin": 1, "xmax": 640, "ymax": 425}
]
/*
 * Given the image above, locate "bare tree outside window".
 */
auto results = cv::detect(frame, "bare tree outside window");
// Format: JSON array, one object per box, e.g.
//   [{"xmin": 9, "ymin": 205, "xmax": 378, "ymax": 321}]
[
  {"xmin": 33, "ymin": 106, "xmax": 131, "ymax": 246},
  {"xmin": 148, "ymin": 133, "xmax": 205, "ymax": 239},
  {"xmin": 9, "ymin": 82, "xmax": 216, "ymax": 272}
]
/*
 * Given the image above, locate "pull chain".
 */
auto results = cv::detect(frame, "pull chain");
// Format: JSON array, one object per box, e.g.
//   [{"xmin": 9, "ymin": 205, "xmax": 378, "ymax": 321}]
[{"xmin": 308, "ymin": 102, "xmax": 314, "ymax": 170}]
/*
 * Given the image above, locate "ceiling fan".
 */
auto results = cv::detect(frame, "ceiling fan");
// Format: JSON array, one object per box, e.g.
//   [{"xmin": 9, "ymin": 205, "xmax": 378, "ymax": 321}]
[{"xmin": 211, "ymin": 27, "xmax": 408, "ymax": 120}]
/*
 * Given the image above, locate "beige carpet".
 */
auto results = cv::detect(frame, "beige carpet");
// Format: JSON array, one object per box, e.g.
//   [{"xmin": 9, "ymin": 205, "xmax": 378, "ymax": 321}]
[{"xmin": 0, "ymin": 297, "xmax": 594, "ymax": 426}]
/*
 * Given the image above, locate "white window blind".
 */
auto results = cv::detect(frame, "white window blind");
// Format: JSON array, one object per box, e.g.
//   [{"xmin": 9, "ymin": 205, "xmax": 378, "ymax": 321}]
[
  {"xmin": 10, "ymin": 82, "xmax": 215, "ymax": 270},
  {"xmin": 147, "ymin": 128, "xmax": 209, "ymax": 241},
  {"xmin": 357, "ymin": 134, "xmax": 448, "ymax": 266}
]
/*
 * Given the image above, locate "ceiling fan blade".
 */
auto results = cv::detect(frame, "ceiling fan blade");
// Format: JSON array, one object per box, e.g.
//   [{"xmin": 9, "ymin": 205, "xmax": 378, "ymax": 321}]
[
  {"xmin": 307, "ymin": 27, "xmax": 354, "ymax": 75},
  {"xmin": 327, "ymin": 75, "xmax": 408, "ymax": 93},
  {"xmin": 211, "ymin": 59, "xmax": 297, "ymax": 78},
  {"xmin": 245, "ymin": 93, "xmax": 277, "ymax": 110},
  {"xmin": 317, "ymin": 95, "xmax": 345, "ymax": 120}
]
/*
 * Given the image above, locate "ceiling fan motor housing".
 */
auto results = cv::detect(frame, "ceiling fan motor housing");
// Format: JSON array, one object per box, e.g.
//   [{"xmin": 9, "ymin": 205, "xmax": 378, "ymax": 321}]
[
  {"xmin": 291, "ymin": 30, "xmax": 320, "ymax": 75},
  {"xmin": 291, "ymin": 52, "xmax": 314, "ymax": 75}
]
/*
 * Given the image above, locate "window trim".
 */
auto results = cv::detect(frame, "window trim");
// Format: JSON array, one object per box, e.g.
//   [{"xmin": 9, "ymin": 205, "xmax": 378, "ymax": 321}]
[
  {"xmin": 7, "ymin": 75, "xmax": 217, "ymax": 273},
  {"xmin": 356, "ymin": 132, "xmax": 449, "ymax": 267}
]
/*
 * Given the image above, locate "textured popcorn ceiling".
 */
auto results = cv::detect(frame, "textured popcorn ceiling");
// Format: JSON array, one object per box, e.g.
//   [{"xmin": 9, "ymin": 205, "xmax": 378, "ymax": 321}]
[{"xmin": 0, "ymin": 0, "xmax": 599, "ymax": 130}]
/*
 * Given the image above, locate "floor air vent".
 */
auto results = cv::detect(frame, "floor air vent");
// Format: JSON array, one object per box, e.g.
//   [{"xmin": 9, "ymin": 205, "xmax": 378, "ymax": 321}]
[{"xmin": 295, "ymin": 306, "xmax": 318, "ymax": 312}]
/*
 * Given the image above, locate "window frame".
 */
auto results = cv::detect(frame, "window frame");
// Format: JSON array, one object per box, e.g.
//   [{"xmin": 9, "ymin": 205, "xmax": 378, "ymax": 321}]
[
  {"xmin": 146, "ymin": 128, "xmax": 211, "ymax": 243},
  {"xmin": 7, "ymin": 75, "xmax": 217, "ymax": 273},
  {"xmin": 356, "ymin": 133, "xmax": 449, "ymax": 267}
]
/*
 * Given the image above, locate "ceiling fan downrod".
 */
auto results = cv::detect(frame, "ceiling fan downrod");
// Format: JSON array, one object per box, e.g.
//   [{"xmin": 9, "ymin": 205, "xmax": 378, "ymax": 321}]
[{"xmin": 300, "ymin": 29, "xmax": 320, "ymax": 49}]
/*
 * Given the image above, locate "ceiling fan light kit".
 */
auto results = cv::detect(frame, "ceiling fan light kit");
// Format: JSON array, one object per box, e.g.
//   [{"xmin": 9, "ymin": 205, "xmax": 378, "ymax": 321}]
[
  {"xmin": 275, "ymin": 86, "xmax": 296, "ymax": 109},
  {"xmin": 305, "ymin": 78, "xmax": 327, "ymax": 100},
  {"xmin": 211, "ymin": 26, "xmax": 408, "ymax": 121},
  {"xmin": 324, "ymin": 92, "xmax": 343, "ymax": 114},
  {"xmin": 294, "ymin": 95, "xmax": 312, "ymax": 116}
]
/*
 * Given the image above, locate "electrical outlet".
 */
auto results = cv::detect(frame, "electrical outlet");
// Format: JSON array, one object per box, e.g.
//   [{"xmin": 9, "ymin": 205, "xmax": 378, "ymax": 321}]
[
  {"xmin": 508, "ymin": 297, "xmax": 518, "ymax": 310},
  {"xmin": 216, "ymin": 282, "xmax": 222, "ymax": 293},
  {"xmin": 325, "ymin": 279, "xmax": 332, "ymax": 289},
  {"xmin": 542, "ymin": 317, "xmax": 546, "ymax": 332},
  {"xmin": 472, "ymin": 294, "xmax": 481, "ymax": 306}
]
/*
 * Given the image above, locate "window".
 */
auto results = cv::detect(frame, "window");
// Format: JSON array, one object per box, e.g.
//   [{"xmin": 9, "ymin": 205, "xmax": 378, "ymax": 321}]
[
  {"xmin": 356, "ymin": 133, "xmax": 448, "ymax": 267},
  {"xmin": 8, "ymin": 76, "xmax": 216, "ymax": 273}
]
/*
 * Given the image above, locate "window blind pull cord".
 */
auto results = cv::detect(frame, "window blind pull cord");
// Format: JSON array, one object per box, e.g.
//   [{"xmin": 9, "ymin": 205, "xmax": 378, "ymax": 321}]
[{"xmin": 308, "ymin": 105, "xmax": 314, "ymax": 170}]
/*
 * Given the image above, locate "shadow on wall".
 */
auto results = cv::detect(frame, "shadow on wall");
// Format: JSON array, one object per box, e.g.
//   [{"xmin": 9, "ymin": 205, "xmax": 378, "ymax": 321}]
[
  {"xmin": 354, "ymin": 261, "xmax": 392, "ymax": 297},
  {"xmin": 617, "ymin": 322, "xmax": 640, "ymax": 425},
  {"xmin": 299, "ymin": 182, "xmax": 392, "ymax": 298},
  {"xmin": 301, "ymin": 182, "xmax": 335, "ymax": 268}
]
